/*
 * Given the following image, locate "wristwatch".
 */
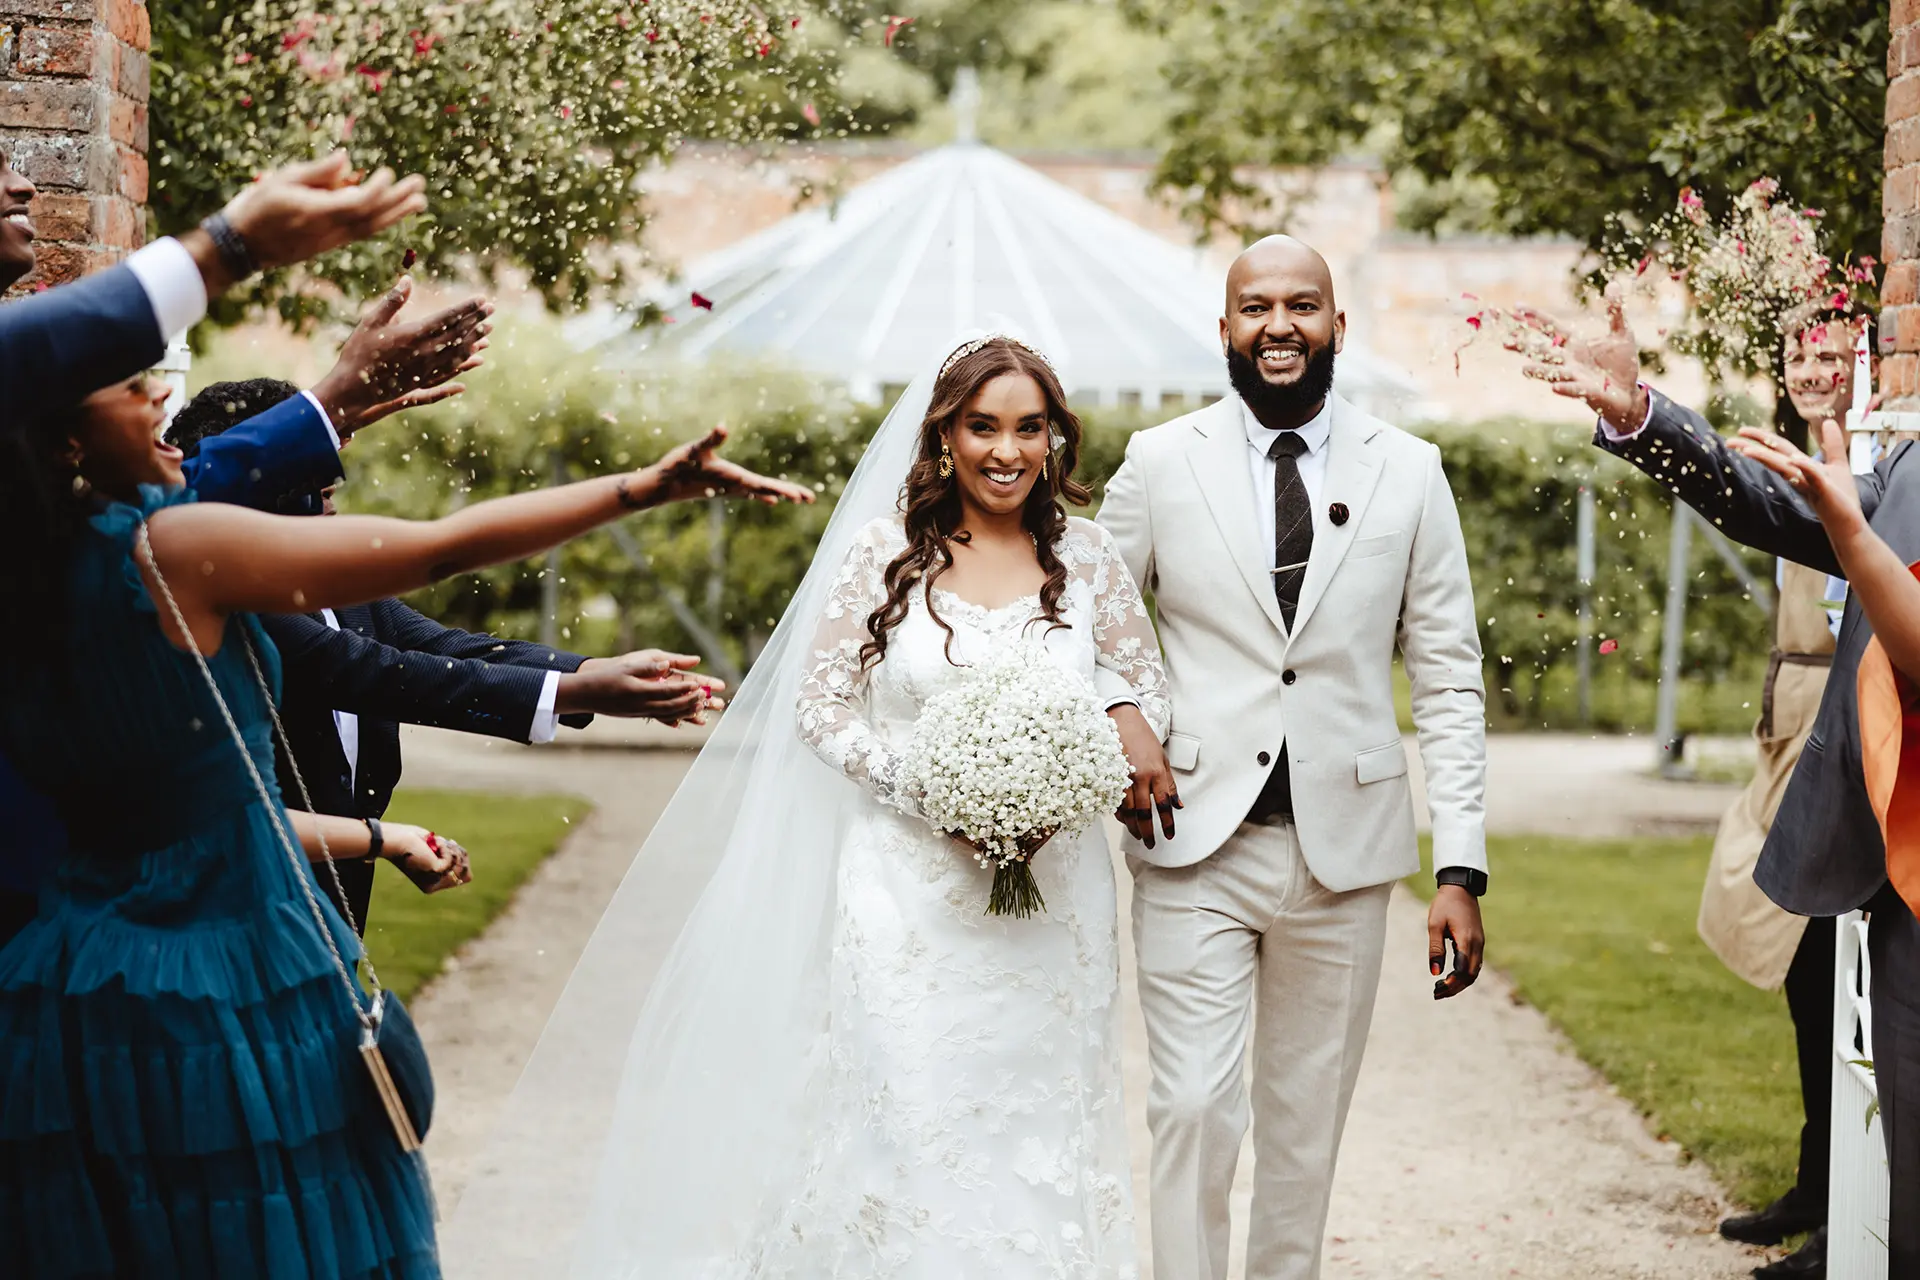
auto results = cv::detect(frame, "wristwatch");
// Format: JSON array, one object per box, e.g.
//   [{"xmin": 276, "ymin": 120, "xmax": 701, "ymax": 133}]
[
  {"xmin": 362, "ymin": 816, "xmax": 384, "ymax": 862},
  {"xmin": 1435, "ymin": 866, "xmax": 1488, "ymax": 897}
]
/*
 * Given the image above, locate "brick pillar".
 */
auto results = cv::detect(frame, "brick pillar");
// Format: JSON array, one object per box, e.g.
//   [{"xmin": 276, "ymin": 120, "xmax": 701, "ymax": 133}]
[
  {"xmin": 0, "ymin": 0, "xmax": 148, "ymax": 289},
  {"xmin": 1885, "ymin": 0, "xmax": 1920, "ymax": 407}
]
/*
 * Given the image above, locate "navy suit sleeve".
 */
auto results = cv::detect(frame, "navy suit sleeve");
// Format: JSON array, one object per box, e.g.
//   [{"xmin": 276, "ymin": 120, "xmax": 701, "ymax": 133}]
[
  {"xmin": 1594, "ymin": 387, "xmax": 1901, "ymax": 579},
  {"xmin": 0, "ymin": 265, "xmax": 162, "ymax": 420},
  {"xmin": 260, "ymin": 611, "xmax": 552, "ymax": 743},
  {"xmin": 181, "ymin": 393, "xmax": 344, "ymax": 509},
  {"xmin": 370, "ymin": 599, "xmax": 594, "ymax": 730}
]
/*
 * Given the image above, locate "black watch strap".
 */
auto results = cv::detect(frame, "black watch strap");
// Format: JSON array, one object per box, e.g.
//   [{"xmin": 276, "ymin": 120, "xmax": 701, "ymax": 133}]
[
  {"xmin": 198, "ymin": 211, "xmax": 260, "ymax": 280},
  {"xmin": 363, "ymin": 816, "xmax": 384, "ymax": 862},
  {"xmin": 1435, "ymin": 866, "xmax": 1487, "ymax": 897}
]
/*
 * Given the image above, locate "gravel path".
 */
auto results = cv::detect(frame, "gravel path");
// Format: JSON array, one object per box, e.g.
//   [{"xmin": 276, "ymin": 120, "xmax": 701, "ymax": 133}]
[{"xmin": 404, "ymin": 725, "xmax": 1767, "ymax": 1278}]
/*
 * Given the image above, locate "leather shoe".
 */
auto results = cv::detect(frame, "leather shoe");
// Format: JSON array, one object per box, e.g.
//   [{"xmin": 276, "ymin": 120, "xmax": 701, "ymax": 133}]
[
  {"xmin": 1721, "ymin": 1190, "xmax": 1824, "ymax": 1246},
  {"xmin": 1752, "ymin": 1227, "xmax": 1826, "ymax": 1279}
]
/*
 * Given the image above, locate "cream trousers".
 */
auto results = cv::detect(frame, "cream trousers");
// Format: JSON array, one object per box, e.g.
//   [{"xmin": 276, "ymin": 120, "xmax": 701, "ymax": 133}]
[{"xmin": 1131, "ymin": 819, "xmax": 1392, "ymax": 1280}]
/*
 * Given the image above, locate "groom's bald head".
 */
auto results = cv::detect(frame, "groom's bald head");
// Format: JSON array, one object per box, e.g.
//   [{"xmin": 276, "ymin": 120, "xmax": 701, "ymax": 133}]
[
  {"xmin": 1225, "ymin": 235, "xmax": 1337, "ymax": 315},
  {"xmin": 1221, "ymin": 236, "xmax": 1344, "ymax": 430}
]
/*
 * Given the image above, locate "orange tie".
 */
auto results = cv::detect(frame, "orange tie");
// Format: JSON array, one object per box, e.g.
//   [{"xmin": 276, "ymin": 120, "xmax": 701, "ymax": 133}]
[{"xmin": 1857, "ymin": 569, "xmax": 1920, "ymax": 922}]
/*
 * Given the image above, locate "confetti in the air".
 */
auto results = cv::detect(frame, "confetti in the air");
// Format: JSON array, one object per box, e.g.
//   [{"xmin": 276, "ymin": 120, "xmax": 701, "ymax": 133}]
[
  {"xmin": 884, "ymin": 14, "xmax": 914, "ymax": 45},
  {"xmin": 691, "ymin": 292, "xmax": 714, "ymax": 311},
  {"xmin": 802, "ymin": 102, "xmax": 820, "ymax": 126},
  {"xmin": 1598, "ymin": 639, "xmax": 1619, "ymax": 655}
]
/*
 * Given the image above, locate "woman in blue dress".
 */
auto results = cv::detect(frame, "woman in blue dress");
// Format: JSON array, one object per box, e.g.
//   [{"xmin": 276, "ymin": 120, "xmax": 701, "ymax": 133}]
[{"xmin": 0, "ymin": 372, "xmax": 812, "ymax": 1277}]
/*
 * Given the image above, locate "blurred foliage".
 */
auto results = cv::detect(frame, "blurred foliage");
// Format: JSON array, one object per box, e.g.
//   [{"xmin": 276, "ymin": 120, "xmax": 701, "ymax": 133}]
[
  {"xmin": 1141, "ymin": 0, "xmax": 1887, "ymax": 269},
  {"xmin": 150, "ymin": 0, "xmax": 875, "ymax": 325},
  {"xmin": 316, "ymin": 309, "xmax": 1776, "ymax": 733}
]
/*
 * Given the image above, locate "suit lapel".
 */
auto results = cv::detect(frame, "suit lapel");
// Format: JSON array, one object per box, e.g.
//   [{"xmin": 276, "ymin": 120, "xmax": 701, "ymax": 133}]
[
  {"xmin": 1183, "ymin": 398, "xmax": 1287, "ymax": 635},
  {"xmin": 1290, "ymin": 396, "xmax": 1384, "ymax": 640}
]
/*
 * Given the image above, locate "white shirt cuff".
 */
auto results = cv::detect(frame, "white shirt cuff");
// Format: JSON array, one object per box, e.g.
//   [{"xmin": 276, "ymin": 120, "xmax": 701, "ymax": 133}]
[
  {"xmin": 1102, "ymin": 695, "xmax": 1141, "ymax": 714},
  {"xmin": 124, "ymin": 237, "xmax": 208, "ymax": 343},
  {"xmin": 528, "ymin": 670, "xmax": 562, "ymax": 743},
  {"xmin": 300, "ymin": 389, "xmax": 343, "ymax": 451},
  {"xmin": 1596, "ymin": 384, "xmax": 1655, "ymax": 443}
]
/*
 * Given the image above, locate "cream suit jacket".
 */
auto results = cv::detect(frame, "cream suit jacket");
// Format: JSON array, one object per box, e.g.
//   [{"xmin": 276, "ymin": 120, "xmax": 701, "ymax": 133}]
[{"xmin": 1095, "ymin": 394, "xmax": 1488, "ymax": 889}]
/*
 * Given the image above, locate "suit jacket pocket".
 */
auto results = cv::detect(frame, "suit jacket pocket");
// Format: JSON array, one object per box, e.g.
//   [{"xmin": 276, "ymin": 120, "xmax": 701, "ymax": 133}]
[
  {"xmin": 1348, "ymin": 534, "xmax": 1402, "ymax": 561},
  {"xmin": 1166, "ymin": 732, "xmax": 1201, "ymax": 773},
  {"xmin": 1355, "ymin": 740, "xmax": 1409, "ymax": 784}
]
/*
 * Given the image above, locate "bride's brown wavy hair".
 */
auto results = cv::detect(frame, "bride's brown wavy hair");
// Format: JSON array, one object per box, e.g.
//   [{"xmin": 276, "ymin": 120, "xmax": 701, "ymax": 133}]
[{"xmin": 861, "ymin": 338, "xmax": 1092, "ymax": 669}]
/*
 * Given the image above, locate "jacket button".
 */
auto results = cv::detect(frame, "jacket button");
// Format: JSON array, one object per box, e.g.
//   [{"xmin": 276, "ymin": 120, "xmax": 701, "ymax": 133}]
[
  {"xmin": 1257, "ymin": 751, "xmax": 1272, "ymax": 767},
  {"xmin": 1282, "ymin": 669, "xmax": 1297, "ymax": 685}
]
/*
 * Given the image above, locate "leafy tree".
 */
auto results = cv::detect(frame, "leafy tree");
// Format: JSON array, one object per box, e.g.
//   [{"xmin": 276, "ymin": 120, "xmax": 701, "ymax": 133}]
[
  {"xmin": 1143, "ymin": 0, "xmax": 1887, "ymax": 267},
  {"xmin": 150, "ymin": 0, "xmax": 855, "ymax": 324}
]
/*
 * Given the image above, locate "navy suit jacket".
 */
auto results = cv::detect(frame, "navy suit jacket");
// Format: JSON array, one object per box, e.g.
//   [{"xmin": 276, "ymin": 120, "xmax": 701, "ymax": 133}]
[
  {"xmin": 262, "ymin": 599, "xmax": 588, "ymax": 932},
  {"xmin": 0, "ymin": 262, "xmax": 163, "ymax": 422},
  {"xmin": 1598, "ymin": 388, "xmax": 1918, "ymax": 916}
]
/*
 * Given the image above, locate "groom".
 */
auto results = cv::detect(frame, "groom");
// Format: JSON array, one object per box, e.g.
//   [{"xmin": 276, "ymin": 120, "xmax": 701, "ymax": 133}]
[{"xmin": 1097, "ymin": 236, "xmax": 1489, "ymax": 1280}]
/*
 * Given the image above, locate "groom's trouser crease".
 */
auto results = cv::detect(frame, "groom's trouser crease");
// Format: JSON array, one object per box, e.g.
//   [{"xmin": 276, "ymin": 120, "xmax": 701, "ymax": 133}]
[{"xmin": 1131, "ymin": 820, "xmax": 1391, "ymax": 1280}]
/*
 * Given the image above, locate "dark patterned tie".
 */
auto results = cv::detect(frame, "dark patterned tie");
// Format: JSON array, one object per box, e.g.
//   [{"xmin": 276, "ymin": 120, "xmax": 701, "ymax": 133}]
[{"xmin": 1268, "ymin": 431, "xmax": 1313, "ymax": 632}]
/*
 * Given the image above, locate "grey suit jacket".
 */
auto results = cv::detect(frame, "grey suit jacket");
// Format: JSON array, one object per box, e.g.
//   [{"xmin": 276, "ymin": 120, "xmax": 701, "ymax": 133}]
[{"xmin": 1598, "ymin": 388, "xmax": 1915, "ymax": 916}]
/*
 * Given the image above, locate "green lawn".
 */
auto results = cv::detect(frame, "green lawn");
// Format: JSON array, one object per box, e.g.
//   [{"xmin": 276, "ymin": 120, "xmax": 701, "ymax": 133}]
[
  {"xmin": 1416, "ymin": 833, "xmax": 1802, "ymax": 1209},
  {"xmin": 361, "ymin": 788, "xmax": 593, "ymax": 1001}
]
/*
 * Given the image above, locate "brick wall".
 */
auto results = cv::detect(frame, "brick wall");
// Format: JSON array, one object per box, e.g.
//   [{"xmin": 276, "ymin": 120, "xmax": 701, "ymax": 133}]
[
  {"xmin": 0, "ymin": 0, "xmax": 148, "ymax": 289},
  {"xmin": 1885, "ymin": 0, "xmax": 1920, "ymax": 406}
]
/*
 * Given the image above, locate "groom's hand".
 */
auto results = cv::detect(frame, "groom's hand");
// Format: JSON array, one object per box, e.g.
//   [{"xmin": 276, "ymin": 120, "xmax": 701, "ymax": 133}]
[
  {"xmin": 1107, "ymin": 704, "xmax": 1179, "ymax": 848},
  {"xmin": 1427, "ymin": 885, "xmax": 1484, "ymax": 1000}
]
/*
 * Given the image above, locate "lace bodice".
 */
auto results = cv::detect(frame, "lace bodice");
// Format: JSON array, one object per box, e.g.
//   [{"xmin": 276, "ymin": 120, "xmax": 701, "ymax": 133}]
[{"xmin": 796, "ymin": 515, "xmax": 1170, "ymax": 814}]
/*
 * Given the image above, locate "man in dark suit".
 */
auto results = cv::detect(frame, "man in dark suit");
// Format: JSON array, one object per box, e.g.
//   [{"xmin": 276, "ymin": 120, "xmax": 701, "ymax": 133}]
[
  {"xmin": 169, "ymin": 380, "xmax": 726, "ymax": 934},
  {"xmin": 1518, "ymin": 293, "xmax": 1920, "ymax": 1279},
  {"xmin": 0, "ymin": 148, "xmax": 485, "ymax": 938}
]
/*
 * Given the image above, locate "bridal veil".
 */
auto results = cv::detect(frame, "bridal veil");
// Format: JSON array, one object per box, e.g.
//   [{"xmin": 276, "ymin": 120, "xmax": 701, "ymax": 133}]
[{"xmin": 443, "ymin": 337, "xmax": 992, "ymax": 1278}]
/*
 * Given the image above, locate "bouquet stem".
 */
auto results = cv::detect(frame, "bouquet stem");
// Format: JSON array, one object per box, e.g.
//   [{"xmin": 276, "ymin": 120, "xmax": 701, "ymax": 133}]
[{"xmin": 988, "ymin": 861, "xmax": 1047, "ymax": 918}]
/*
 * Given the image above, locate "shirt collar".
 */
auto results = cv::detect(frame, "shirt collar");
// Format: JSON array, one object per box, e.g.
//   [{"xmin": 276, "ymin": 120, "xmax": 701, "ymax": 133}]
[{"xmin": 1240, "ymin": 395, "xmax": 1333, "ymax": 458}]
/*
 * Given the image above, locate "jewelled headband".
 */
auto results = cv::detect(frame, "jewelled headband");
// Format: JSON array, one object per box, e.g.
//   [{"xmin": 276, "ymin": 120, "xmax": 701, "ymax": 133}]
[{"xmin": 938, "ymin": 333, "xmax": 1058, "ymax": 382}]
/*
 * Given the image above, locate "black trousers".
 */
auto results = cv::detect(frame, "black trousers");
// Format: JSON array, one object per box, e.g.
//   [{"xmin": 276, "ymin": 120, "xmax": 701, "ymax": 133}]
[
  {"xmin": 324, "ymin": 853, "xmax": 377, "ymax": 939},
  {"xmin": 1867, "ymin": 889, "xmax": 1920, "ymax": 1279},
  {"xmin": 0, "ymin": 886, "xmax": 34, "ymax": 948},
  {"xmin": 1784, "ymin": 915, "xmax": 1837, "ymax": 1209}
]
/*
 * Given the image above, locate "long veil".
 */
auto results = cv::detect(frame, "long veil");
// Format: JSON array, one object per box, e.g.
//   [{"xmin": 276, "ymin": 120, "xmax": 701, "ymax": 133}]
[{"xmin": 441, "ymin": 339, "xmax": 961, "ymax": 1278}]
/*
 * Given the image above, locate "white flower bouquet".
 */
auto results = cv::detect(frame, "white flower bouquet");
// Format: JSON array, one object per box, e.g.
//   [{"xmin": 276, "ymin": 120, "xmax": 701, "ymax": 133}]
[{"xmin": 901, "ymin": 646, "xmax": 1133, "ymax": 918}]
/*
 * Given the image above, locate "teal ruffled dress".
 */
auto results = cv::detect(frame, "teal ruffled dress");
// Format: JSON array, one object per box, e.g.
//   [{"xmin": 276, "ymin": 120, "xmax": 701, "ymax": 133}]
[{"xmin": 0, "ymin": 487, "xmax": 438, "ymax": 1278}]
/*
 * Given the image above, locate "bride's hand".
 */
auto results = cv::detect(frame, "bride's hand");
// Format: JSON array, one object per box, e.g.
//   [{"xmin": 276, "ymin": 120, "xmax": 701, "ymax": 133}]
[
  {"xmin": 1726, "ymin": 417, "xmax": 1867, "ymax": 539},
  {"xmin": 628, "ymin": 427, "xmax": 817, "ymax": 510},
  {"xmin": 382, "ymin": 822, "xmax": 472, "ymax": 893}
]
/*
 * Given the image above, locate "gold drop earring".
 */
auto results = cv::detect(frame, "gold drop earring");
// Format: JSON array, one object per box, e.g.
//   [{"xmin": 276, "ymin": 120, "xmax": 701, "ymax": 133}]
[
  {"xmin": 938, "ymin": 442, "xmax": 955, "ymax": 479},
  {"xmin": 1041, "ymin": 455, "xmax": 1049, "ymax": 481}
]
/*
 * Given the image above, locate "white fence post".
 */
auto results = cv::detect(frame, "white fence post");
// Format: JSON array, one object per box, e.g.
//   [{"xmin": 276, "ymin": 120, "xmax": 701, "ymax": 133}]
[{"xmin": 1827, "ymin": 910, "xmax": 1889, "ymax": 1278}]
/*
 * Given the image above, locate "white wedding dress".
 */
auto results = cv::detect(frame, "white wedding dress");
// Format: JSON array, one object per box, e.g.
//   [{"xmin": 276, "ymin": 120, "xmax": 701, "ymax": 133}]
[{"xmin": 750, "ymin": 512, "xmax": 1169, "ymax": 1279}]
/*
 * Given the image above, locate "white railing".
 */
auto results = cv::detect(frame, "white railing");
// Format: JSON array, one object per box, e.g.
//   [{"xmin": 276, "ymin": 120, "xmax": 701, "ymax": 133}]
[{"xmin": 1829, "ymin": 910, "xmax": 1890, "ymax": 1278}]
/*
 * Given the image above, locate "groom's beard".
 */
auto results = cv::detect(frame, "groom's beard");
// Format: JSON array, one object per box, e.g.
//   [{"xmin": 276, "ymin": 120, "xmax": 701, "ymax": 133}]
[{"xmin": 1226, "ymin": 341, "xmax": 1337, "ymax": 423}]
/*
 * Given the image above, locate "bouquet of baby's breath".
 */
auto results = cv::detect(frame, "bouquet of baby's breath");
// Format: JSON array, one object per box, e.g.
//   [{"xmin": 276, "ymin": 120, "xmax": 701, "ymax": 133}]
[{"xmin": 902, "ymin": 647, "xmax": 1133, "ymax": 918}]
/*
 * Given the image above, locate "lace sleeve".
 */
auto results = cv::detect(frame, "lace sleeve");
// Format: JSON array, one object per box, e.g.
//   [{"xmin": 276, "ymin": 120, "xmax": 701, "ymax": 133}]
[
  {"xmin": 1087, "ymin": 522, "xmax": 1171, "ymax": 739},
  {"xmin": 794, "ymin": 522, "xmax": 922, "ymax": 816}
]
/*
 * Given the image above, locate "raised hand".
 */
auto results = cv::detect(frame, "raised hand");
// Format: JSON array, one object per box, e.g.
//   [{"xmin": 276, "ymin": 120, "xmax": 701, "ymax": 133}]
[
  {"xmin": 557, "ymin": 650, "xmax": 727, "ymax": 724},
  {"xmin": 309, "ymin": 276, "xmax": 493, "ymax": 438},
  {"xmin": 221, "ymin": 152, "xmax": 427, "ymax": 272},
  {"xmin": 1727, "ymin": 417, "xmax": 1868, "ymax": 538},
  {"xmin": 1427, "ymin": 885, "xmax": 1484, "ymax": 1000},
  {"xmin": 1507, "ymin": 284, "xmax": 1646, "ymax": 432},
  {"xmin": 626, "ymin": 426, "xmax": 817, "ymax": 509}
]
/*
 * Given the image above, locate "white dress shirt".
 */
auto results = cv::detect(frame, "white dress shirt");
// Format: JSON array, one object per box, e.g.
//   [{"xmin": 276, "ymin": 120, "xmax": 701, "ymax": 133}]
[
  {"xmin": 1241, "ymin": 395, "xmax": 1334, "ymax": 567},
  {"xmin": 124, "ymin": 237, "xmax": 209, "ymax": 344},
  {"xmin": 318, "ymin": 609, "xmax": 362, "ymax": 792}
]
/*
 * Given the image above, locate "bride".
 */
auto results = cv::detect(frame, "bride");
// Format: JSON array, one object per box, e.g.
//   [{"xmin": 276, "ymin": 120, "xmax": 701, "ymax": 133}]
[{"xmin": 445, "ymin": 334, "xmax": 1169, "ymax": 1279}]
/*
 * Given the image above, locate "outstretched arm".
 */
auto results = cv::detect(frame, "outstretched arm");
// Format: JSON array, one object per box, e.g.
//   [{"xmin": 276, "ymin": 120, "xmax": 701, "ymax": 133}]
[
  {"xmin": 794, "ymin": 525, "xmax": 922, "ymax": 816},
  {"xmin": 1732, "ymin": 419, "xmax": 1920, "ymax": 683},
  {"xmin": 145, "ymin": 427, "xmax": 813, "ymax": 655},
  {"xmin": 1509, "ymin": 289, "xmax": 1890, "ymax": 574}
]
